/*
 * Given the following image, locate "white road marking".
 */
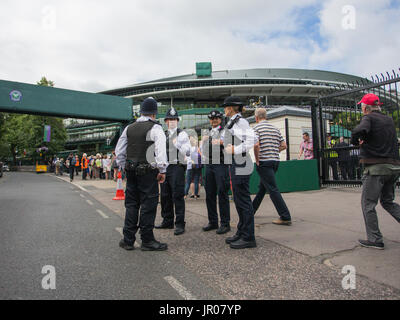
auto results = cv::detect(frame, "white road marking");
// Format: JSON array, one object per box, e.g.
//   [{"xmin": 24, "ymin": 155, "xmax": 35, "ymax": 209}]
[
  {"xmin": 53, "ymin": 175, "xmax": 88, "ymax": 192},
  {"xmin": 74, "ymin": 183, "xmax": 88, "ymax": 192},
  {"xmin": 80, "ymin": 194, "xmax": 85, "ymax": 198},
  {"xmin": 96, "ymin": 209, "xmax": 109, "ymax": 219},
  {"xmin": 86, "ymin": 199, "xmax": 94, "ymax": 206},
  {"xmin": 164, "ymin": 276, "xmax": 197, "ymax": 300},
  {"xmin": 116, "ymin": 227, "xmax": 123, "ymax": 236}
]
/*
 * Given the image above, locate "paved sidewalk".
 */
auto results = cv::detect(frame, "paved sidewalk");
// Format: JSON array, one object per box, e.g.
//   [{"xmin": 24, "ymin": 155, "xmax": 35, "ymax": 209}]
[{"xmin": 53, "ymin": 173, "xmax": 400, "ymax": 296}]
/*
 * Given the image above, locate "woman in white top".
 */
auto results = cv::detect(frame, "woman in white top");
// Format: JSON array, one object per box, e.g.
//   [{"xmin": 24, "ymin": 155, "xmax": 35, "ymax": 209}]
[{"xmin": 103, "ymin": 155, "xmax": 112, "ymax": 180}]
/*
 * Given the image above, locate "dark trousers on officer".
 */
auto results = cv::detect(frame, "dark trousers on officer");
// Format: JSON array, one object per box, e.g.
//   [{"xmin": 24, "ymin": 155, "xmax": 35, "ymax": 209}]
[
  {"xmin": 252, "ymin": 161, "xmax": 291, "ymax": 221},
  {"xmin": 161, "ymin": 164, "xmax": 185, "ymax": 227},
  {"xmin": 123, "ymin": 169, "xmax": 159, "ymax": 245},
  {"xmin": 230, "ymin": 164, "xmax": 255, "ymax": 242},
  {"xmin": 205, "ymin": 164, "xmax": 230, "ymax": 226}
]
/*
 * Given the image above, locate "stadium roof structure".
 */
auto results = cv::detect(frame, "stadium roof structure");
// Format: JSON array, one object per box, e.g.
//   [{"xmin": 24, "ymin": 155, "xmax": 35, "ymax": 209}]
[{"xmin": 100, "ymin": 68, "xmax": 370, "ymax": 105}]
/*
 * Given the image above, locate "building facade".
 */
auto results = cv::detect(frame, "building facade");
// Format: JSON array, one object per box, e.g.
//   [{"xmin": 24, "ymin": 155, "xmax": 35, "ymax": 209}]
[{"xmin": 63, "ymin": 66, "xmax": 369, "ymax": 155}]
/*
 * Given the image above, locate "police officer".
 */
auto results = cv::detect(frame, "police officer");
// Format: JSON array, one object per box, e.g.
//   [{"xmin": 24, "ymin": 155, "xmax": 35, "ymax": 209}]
[
  {"xmin": 116, "ymin": 97, "xmax": 168, "ymax": 251},
  {"xmin": 222, "ymin": 96, "xmax": 258, "ymax": 249},
  {"xmin": 201, "ymin": 110, "xmax": 231, "ymax": 234},
  {"xmin": 156, "ymin": 107, "xmax": 191, "ymax": 235}
]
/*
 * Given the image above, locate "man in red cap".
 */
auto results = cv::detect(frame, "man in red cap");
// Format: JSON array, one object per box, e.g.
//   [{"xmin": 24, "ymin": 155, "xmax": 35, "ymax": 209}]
[{"xmin": 351, "ymin": 93, "xmax": 400, "ymax": 249}]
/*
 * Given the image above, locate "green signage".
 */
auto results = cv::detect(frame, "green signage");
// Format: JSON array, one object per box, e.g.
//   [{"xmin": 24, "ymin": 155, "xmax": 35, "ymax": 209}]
[{"xmin": 196, "ymin": 62, "xmax": 212, "ymax": 77}]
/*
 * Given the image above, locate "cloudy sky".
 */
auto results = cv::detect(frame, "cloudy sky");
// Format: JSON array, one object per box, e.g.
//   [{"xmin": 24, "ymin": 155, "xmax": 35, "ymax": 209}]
[{"xmin": 0, "ymin": 0, "xmax": 399, "ymax": 92}]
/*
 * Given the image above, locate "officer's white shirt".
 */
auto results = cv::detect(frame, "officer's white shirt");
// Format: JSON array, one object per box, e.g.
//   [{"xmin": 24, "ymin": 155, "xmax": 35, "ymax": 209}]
[
  {"xmin": 167, "ymin": 127, "xmax": 191, "ymax": 158},
  {"xmin": 222, "ymin": 113, "xmax": 258, "ymax": 155},
  {"xmin": 115, "ymin": 116, "xmax": 168, "ymax": 173},
  {"xmin": 200, "ymin": 125, "xmax": 222, "ymax": 160}
]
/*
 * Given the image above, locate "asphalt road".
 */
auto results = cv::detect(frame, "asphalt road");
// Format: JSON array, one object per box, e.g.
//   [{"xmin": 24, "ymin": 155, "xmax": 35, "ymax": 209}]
[
  {"xmin": 0, "ymin": 172, "xmax": 223, "ymax": 300},
  {"xmin": 1, "ymin": 172, "xmax": 399, "ymax": 300}
]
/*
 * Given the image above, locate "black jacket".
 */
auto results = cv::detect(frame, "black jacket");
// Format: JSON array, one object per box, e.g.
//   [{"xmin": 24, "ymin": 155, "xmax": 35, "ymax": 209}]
[{"xmin": 351, "ymin": 111, "xmax": 400, "ymax": 164}]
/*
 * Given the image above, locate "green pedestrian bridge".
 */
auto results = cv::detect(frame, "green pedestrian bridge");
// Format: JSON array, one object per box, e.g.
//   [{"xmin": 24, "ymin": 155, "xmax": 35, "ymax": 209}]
[{"xmin": 0, "ymin": 79, "xmax": 133, "ymax": 121}]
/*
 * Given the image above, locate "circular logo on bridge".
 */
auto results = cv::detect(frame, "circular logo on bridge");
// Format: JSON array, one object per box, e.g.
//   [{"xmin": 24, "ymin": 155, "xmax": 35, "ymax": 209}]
[{"xmin": 10, "ymin": 90, "xmax": 22, "ymax": 102}]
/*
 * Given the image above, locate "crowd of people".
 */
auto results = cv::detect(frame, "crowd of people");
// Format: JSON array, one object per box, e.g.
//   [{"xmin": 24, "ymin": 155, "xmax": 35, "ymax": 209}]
[{"xmin": 50, "ymin": 152, "xmax": 119, "ymax": 182}]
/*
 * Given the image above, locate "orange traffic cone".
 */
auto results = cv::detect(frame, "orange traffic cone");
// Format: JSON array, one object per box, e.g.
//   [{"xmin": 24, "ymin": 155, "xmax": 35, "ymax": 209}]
[{"xmin": 113, "ymin": 171, "xmax": 125, "ymax": 200}]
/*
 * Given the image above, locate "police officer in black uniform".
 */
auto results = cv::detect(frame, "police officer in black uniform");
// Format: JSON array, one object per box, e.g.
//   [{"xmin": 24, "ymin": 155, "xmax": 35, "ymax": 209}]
[
  {"xmin": 222, "ymin": 96, "xmax": 258, "ymax": 249},
  {"xmin": 201, "ymin": 110, "xmax": 231, "ymax": 234},
  {"xmin": 156, "ymin": 107, "xmax": 191, "ymax": 235},
  {"xmin": 116, "ymin": 97, "xmax": 168, "ymax": 251}
]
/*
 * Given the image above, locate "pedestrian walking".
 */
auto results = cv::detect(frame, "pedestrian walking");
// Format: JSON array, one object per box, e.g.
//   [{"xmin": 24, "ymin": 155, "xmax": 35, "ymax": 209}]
[
  {"xmin": 336, "ymin": 136, "xmax": 351, "ymax": 180},
  {"xmin": 116, "ymin": 97, "xmax": 168, "ymax": 251},
  {"xmin": 351, "ymin": 93, "xmax": 400, "ymax": 249},
  {"xmin": 59, "ymin": 158, "xmax": 65, "ymax": 175},
  {"xmin": 200, "ymin": 110, "xmax": 231, "ymax": 234},
  {"xmin": 95, "ymin": 154, "xmax": 102, "ymax": 179},
  {"xmin": 74, "ymin": 155, "xmax": 80, "ymax": 176},
  {"xmin": 111, "ymin": 151, "xmax": 118, "ymax": 181},
  {"xmin": 156, "ymin": 107, "xmax": 191, "ymax": 236},
  {"xmin": 88, "ymin": 156, "xmax": 95, "ymax": 179},
  {"xmin": 252, "ymin": 108, "xmax": 292, "ymax": 225},
  {"xmin": 103, "ymin": 155, "xmax": 112, "ymax": 180},
  {"xmin": 222, "ymin": 96, "xmax": 258, "ymax": 249},
  {"xmin": 298, "ymin": 132, "xmax": 313, "ymax": 160},
  {"xmin": 184, "ymin": 137, "xmax": 202, "ymax": 199},
  {"xmin": 55, "ymin": 158, "xmax": 60, "ymax": 176},
  {"xmin": 81, "ymin": 153, "xmax": 88, "ymax": 180},
  {"xmin": 326, "ymin": 134, "xmax": 339, "ymax": 180},
  {"xmin": 66, "ymin": 153, "xmax": 76, "ymax": 182}
]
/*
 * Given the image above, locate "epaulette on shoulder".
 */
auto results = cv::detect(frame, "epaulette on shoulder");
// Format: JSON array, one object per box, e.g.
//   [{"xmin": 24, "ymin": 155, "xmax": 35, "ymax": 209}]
[{"xmin": 149, "ymin": 119, "xmax": 161, "ymax": 126}]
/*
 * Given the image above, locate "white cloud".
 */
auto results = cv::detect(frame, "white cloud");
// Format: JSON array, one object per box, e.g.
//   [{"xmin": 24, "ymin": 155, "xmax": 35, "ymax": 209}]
[{"xmin": 0, "ymin": 0, "xmax": 398, "ymax": 92}]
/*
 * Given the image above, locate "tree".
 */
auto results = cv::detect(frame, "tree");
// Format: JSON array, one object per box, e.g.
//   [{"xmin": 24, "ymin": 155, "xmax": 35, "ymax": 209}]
[{"xmin": 37, "ymin": 76, "xmax": 55, "ymax": 87}]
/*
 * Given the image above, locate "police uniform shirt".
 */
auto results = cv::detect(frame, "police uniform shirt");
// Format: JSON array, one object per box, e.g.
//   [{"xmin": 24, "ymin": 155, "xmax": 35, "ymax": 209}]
[
  {"xmin": 200, "ymin": 125, "xmax": 223, "ymax": 163},
  {"xmin": 115, "ymin": 116, "xmax": 168, "ymax": 173},
  {"xmin": 167, "ymin": 127, "xmax": 191, "ymax": 160},
  {"xmin": 222, "ymin": 113, "xmax": 258, "ymax": 154}
]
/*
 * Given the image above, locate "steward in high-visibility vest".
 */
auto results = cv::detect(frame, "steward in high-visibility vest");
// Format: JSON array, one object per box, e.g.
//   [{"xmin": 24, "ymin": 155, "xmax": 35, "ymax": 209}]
[
  {"xmin": 81, "ymin": 156, "xmax": 88, "ymax": 169},
  {"xmin": 81, "ymin": 153, "xmax": 88, "ymax": 180}
]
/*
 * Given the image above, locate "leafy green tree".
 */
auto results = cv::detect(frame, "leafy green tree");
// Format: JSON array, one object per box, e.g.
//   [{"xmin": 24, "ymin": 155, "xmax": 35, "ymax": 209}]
[
  {"xmin": 37, "ymin": 76, "xmax": 55, "ymax": 87},
  {"xmin": 1, "ymin": 114, "xmax": 31, "ymax": 165}
]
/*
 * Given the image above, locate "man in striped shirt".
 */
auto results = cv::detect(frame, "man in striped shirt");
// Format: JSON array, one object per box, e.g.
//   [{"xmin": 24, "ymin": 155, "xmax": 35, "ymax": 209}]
[{"xmin": 252, "ymin": 108, "xmax": 292, "ymax": 225}]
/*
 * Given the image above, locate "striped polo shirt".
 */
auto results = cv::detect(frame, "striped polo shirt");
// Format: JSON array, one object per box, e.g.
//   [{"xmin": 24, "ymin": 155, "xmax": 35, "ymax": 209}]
[{"xmin": 253, "ymin": 120, "xmax": 284, "ymax": 161}]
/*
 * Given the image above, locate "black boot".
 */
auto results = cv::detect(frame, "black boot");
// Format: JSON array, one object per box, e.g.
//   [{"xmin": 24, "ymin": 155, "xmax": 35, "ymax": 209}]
[
  {"xmin": 174, "ymin": 226, "xmax": 185, "ymax": 235},
  {"xmin": 202, "ymin": 223, "xmax": 218, "ymax": 232},
  {"xmin": 230, "ymin": 238, "xmax": 257, "ymax": 249},
  {"xmin": 216, "ymin": 225, "xmax": 231, "ymax": 234},
  {"xmin": 119, "ymin": 239, "xmax": 134, "ymax": 251},
  {"xmin": 141, "ymin": 240, "xmax": 168, "ymax": 251},
  {"xmin": 155, "ymin": 221, "xmax": 174, "ymax": 229},
  {"xmin": 225, "ymin": 234, "xmax": 240, "ymax": 244}
]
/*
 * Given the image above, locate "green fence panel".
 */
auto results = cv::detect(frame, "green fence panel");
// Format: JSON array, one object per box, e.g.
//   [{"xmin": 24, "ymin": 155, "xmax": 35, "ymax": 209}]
[{"xmin": 249, "ymin": 159, "xmax": 320, "ymax": 194}]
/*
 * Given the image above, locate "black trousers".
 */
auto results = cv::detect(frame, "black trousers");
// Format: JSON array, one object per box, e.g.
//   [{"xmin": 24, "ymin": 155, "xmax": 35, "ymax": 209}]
[
  {"xmin": 160, "ymin": 164, "xmax": 185, "ymax": 227},
  {"xmin": 230, "ymin": 164, "xmax": 255, "ymax": 242},
  {"xmin": 328, "ymin": 158, "xmax": 339, "ymax": 180},
  {"xmin": 205, "ymin": 164, "xmax": 230, "ymax": 226},
  {"xmin": 82, "ymin": 168, "xmax": 87, "ymax": 180},
  {"xmin": 69, "ymin": 167, "xmax": 74, "ymax": 181},
  {"xmin": 252, "ymin": 161, "xmax": 291, "ymax": 221},
  {"xmin": 123, "ymin": 169, "xmax": 159, "ymax": 244},
  {"xmin": 339, "ymin": 160, "xmax": 350, "ymax": 180}
]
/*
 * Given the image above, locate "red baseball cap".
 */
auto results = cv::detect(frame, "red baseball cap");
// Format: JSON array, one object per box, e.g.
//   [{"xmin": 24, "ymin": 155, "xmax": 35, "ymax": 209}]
[{"xmin": 357, "ymin": 93, "xmax": 383, "ymax": 106}]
